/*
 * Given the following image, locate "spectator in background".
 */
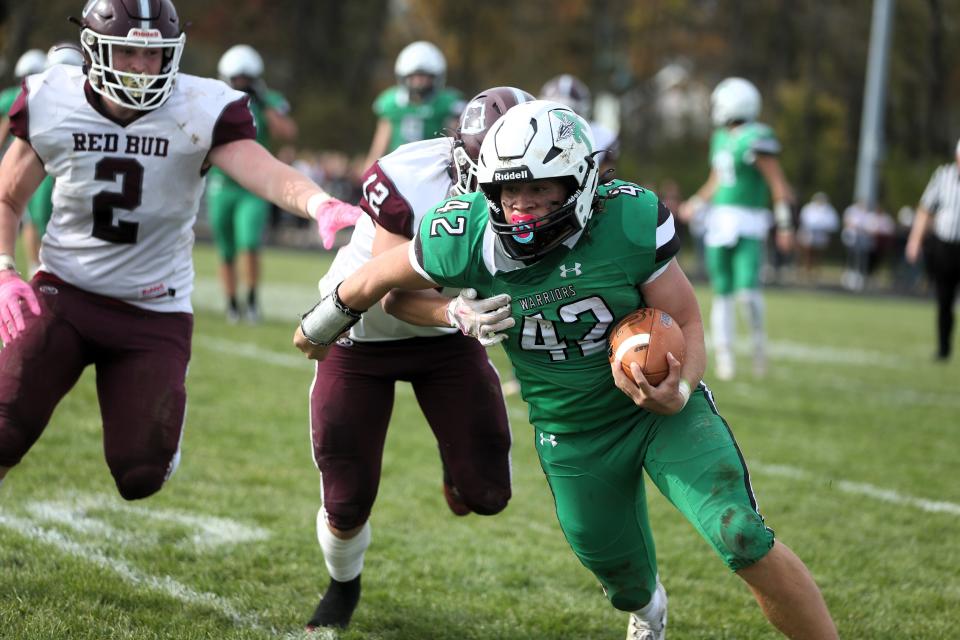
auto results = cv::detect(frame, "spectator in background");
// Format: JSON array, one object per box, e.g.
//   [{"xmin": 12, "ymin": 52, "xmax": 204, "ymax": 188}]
[
  {"xmin": 796, "ymin": 192, "xmax": 839, "ymax": 284},
  {"xmin": 207, "ymin": 44, "xmax": 298, "ymax": 324},
  {"xmin": 906, "ymin": 138, "xmax": 960, "ymax": 361},
  {"xmin": 841, "ymin": 200, "xmax": 893, "ymax": 291}
]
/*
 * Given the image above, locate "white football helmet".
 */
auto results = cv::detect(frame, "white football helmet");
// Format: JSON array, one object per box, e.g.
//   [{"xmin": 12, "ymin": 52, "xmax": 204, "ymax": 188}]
[
  {"xmin": 394, "ymin": 41, "xmax": 446, "ymax": 98},
  {"xmin": 14, "ymin": 49, "xmax": 47, "ymax": 78},
  {"xmin": 477, "ymin": 100, "xmax": 600, "ymax": 262},
  {"xmin": 539, "ymin": 74, "xmax": 592, "ymax": 119},
  {"xmin": 77, "ymin": 0, "xmax": 186, "ymax": 111},
  {"xmin": 711, "ymin": 77, "xmax": 761, "ymax": 127},
  {"xmin": 45, "ymin": 42, "xmax": 85, "ymax": 69},
  {"xmin": 218, "ymin": 44, "xmax": 264, "ymax": 81}
]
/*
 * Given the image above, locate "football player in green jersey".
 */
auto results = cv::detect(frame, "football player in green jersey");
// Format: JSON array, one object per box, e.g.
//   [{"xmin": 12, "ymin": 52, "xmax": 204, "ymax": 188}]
[
  {"xmin": 207, "ymin": 44, "xmax": 298, "ymax": 323},
  {"xmin": 680, "ymin": 77, "xmax": 795, "ymax": 381},
  {"xmin": 364, "ymin": 41, "xmax": 464, "ymax": 168},
  {"xmin": 293, "ymin": 101, "xmax": 836, "ymax": 640}
]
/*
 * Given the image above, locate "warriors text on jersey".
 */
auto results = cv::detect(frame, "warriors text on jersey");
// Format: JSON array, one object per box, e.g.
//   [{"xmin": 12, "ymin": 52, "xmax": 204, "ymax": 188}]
[
  {"xmin": 411, "ymin": 181, "xmax": 680, "ymax": 434},
  {"xmin": 321, "ymin": 137, "xmax": 459, "ymax": 341},
  {"xmin": 9, "ymin": 65, "xmax": 255, "ymax": 312},
  {"xmin": 373, "ymin": 86, "xmax": 464, "ymax": 153}
]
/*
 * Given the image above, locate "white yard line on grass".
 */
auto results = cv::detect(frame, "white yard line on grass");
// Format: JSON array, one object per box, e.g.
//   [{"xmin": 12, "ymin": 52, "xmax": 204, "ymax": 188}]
[
  {"xmin": 0, "ymin": 511, "xmax": 267, "ymax": 631},
  {"xmin": 753, "ymin": 463, "xmax": 960, "ymax": 516}
]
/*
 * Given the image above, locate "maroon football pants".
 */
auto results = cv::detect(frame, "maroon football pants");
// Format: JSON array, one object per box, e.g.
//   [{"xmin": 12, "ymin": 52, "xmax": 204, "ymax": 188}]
[
  {"xmin": 0, "ymin": 273, "xmax": 192, "ymax": 500},
  {"xmin": 310, "ymin": 333, "xmax": 512, "ymax": 530}
]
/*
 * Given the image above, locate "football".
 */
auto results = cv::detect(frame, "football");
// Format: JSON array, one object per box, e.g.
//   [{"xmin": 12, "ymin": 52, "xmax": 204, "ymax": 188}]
[{"xmin": 607, "ymin": 308, "xmax": 685, "ymax": 385}]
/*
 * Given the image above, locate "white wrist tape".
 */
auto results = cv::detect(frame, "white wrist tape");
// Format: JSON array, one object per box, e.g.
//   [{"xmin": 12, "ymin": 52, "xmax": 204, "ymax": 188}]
[
  {"xmin": 773, "ymin": 201, "xmax": 793, "ymax": 231},
  {"xmin": 306, "ymin": 192, "xmax": 329, "ymax": 220},
  {"xmin": 678, "ymin": 379, "xmax": 692, "ymax": 410},
  {"xmin": 300, "ymin": 284, "xmax": 364, "ymax": 346},
  {"xmin": 0, "ymin": 254, "xmax": 16, "ymax": 271}
]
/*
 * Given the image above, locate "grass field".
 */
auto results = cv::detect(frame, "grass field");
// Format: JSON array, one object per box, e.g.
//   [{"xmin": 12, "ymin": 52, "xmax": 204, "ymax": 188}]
[{"xmin": 0, "ymin": 242, "xmax": 957, "ymax": 639}]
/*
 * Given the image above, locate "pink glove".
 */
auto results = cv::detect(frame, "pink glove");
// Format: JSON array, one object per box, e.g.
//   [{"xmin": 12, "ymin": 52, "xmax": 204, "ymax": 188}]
[
  {"xmin": 0, "ymin": 272, "xmax": 41, "ymax": 344},
  {"xmin": 313, "ymin": 198, "xmax": 363, "ymax": 250}
]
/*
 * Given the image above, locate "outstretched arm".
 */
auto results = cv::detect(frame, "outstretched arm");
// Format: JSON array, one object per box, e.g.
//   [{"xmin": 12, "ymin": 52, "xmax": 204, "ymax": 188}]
[
  {"xmin": 293, "ymin": 241, "xmax": 434, "ymax": 359},
  {"xmin": 209, "ymin": 138, "xmax": 335, "ymax": 221}
]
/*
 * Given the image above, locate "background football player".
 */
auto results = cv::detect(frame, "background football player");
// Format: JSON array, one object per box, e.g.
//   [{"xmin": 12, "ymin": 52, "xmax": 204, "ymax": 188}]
[
  {"xmin": 679, "ymin": 77, "xmax": 795, "ymax": 381},
  {"xmin": 0, "ymin": 0, "xmax": 352, "ymax": 504},
  {"xmin": 294, "ymin": 101, "xmax": 837, "ymax": 640},
  {"xmin": 302, "ymin": 86, "xmax": 533, "ymax": 632},
  {"xmin": 539, "ymin": 73, "xmax": 620, "ymax": 177},
  {"xmin": 206, "ymin": 44, "xmax": 299, "ymax": 323},
  {"xmin": 18, "ymin": 43, "xmax": 86, "ymax": 279},
  {"xmin": 363, "ymin": 40, "xmax": 465, "ymax": 168}
]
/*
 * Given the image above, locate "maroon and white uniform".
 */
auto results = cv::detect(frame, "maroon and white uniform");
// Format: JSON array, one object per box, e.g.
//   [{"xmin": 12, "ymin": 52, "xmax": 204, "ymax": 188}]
[
  {"xmin": 311, "ymin": 137, "xmax": 512, "ymax": 530},
  {"xmin": 321, "ymin": 137, "xmax": 460, "ymax": 338},
  {"xmin": 0, "ymin": 65, "xmax": 255, "ymax": 500},
  {"xmin": 16, "ymin": 64, "xmax": 252, "ymax": 312}
]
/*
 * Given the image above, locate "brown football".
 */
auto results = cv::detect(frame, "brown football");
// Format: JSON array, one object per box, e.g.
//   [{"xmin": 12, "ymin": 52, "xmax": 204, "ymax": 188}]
[{"xmin": 607, "ymin": 308, "xmax": 685, "ymax": 385}]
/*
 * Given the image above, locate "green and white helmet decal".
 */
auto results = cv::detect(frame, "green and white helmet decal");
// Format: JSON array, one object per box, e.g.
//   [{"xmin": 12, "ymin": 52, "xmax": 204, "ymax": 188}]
[{"xmin": 476, "ymin": 99, "xmax": 600, "ymax": 262}]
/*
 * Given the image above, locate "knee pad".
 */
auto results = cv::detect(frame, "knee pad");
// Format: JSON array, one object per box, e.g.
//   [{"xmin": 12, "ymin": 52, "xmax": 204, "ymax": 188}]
[
  {"xmin": 113, "ymin": 451, "xmax": 179, "ymax": 501},
  {"xmin": 463, "ymin": 486, "xmax": 511, "ymax": 516},
  {"xmin": 716, "ymin": 504, "xmax": 775, "ymax": 570},
  {"xmin": 115, "ymin": 465, "xmax": 167, "ymax": 500}
]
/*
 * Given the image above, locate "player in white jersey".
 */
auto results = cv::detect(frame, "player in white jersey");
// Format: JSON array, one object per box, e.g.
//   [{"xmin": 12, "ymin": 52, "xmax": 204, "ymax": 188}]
[
  {"xmin": 303, "ymin": 87, "xmax": 533, "ymax": 631},
  {"xmin": 0, "ymin": 0, "xmax": 354, "ymax": 501}
]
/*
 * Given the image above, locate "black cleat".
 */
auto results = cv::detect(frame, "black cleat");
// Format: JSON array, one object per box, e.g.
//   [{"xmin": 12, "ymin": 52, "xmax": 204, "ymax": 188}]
[{"xmin": 305, "ymin": 575, "xmax": 362, "ymax": 631}]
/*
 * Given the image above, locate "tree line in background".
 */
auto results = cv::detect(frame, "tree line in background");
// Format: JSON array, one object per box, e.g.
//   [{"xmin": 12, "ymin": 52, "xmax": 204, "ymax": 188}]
[{"xmin": 2, "ymin": 0, "xmax": 958, "ymax": 211}]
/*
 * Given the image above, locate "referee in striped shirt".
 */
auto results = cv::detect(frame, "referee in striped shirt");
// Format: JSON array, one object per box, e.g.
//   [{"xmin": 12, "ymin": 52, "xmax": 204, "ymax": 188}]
[{"xmin": 906, "ymin": 137, "xmax": 960, "ymax": 361}]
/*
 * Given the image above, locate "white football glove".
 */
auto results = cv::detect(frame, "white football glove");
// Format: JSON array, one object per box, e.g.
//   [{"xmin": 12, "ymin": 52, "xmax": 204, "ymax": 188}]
[{"xmin": 445, "ymin": 288, "xmax": 514, "ymax": 346}]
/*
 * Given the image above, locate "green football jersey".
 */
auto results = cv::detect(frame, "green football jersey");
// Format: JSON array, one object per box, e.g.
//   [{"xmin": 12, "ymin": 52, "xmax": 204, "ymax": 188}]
[
  {"xmin": 208, "ymin": 88, "xmax": 290, "ymax": 189},
  {"xmin": 1, "ymin": 85, "xmax": 21, "ymax": 148},
  {"xmin": 373, "ymin": 86, "xmax": 464, "ymax": 153},
  {"xmin": 414, "ymin": 180, "xmax": 679, "ymax": 434},
  {"xmin": 709, "ymin": 122, "xmax": 781, "ymax": 209},
  {"xmin": 0, "ymin": 85, "xmax": 20, "ymax": 116}
]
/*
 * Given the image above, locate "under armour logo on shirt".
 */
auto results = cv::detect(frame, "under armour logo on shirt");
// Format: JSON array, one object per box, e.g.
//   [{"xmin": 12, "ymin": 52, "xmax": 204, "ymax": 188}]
[
  {"xmin": 539, "ymin": 433, "xmax": 558, "ymax": 447},
  {"xmin": 559, "ymin": 263, "xmax": 582, "ymax": 278}
]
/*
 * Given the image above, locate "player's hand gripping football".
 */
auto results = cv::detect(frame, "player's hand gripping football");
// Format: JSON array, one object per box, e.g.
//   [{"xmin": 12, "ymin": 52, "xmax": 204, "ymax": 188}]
[
  {"xmin": 0, "ymin": 271, "xmax": 41, "ymax": 344},
  {"xmin": 446, "ymin": 288, "xmax": 514, "ymax": 346},
  {"xmin": 610, "ymin": 351, "xmax": 687, "ymax": 415}
]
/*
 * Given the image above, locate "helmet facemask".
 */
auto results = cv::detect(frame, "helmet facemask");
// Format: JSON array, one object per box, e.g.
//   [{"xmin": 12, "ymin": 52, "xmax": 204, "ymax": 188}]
[
  {"xmin": 476, "ymin": 101, "xmax": 601, "ymax": 264},
  {"xmin": 484, "ymin": 177, "xmax": 589, "ymax": 262},
  {"xmin": 81, "ymin": 27, "xmax": 185, "ymax": 111}
]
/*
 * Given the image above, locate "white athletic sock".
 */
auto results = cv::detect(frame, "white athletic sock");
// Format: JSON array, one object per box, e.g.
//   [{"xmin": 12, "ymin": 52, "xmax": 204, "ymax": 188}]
[
  {"xmin": 711, "ymin": 295, "xmax": 735, "ymax": 353},
  {"xmin": 738, "ymin": 289, "xmax": 766, "ymax": 351},
  {"xmin": 632, "ymin": 578, "xmax": 667, "ymax": 625},
  {"xmin": 316, "ymin": 509, "xmax": 371, "ymax": 582}
]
